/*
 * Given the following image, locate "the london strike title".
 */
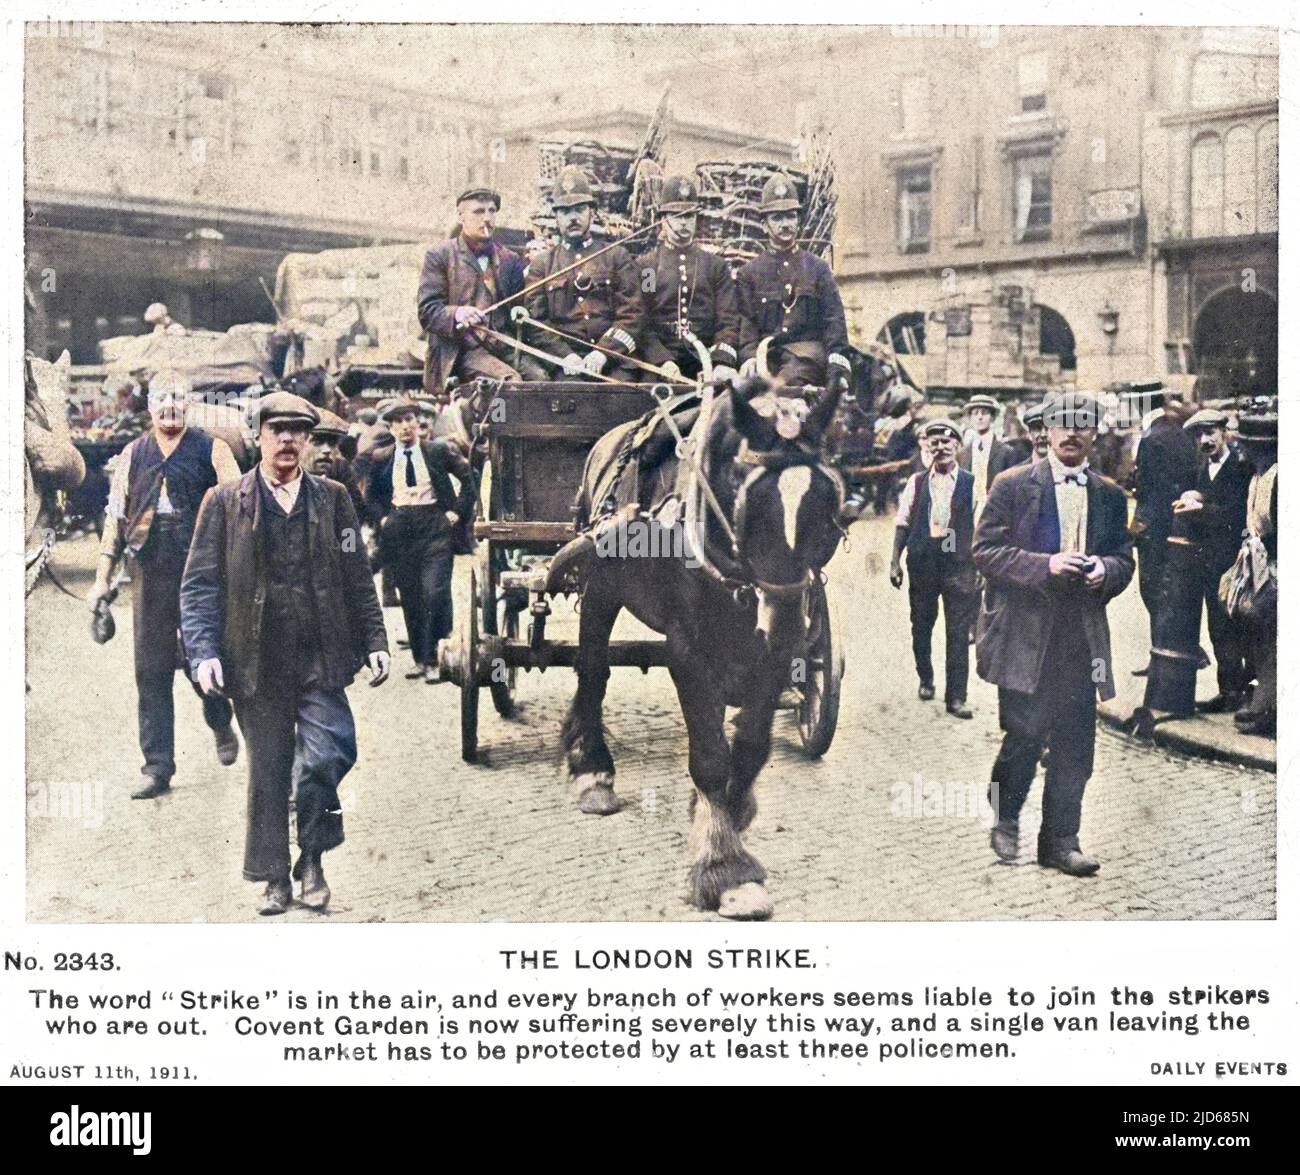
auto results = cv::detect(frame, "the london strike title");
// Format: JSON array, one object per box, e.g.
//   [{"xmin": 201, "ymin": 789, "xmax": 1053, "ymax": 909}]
[{"xmin": 500, "ymin": 948, "xmax": 814, "ymax": 970}]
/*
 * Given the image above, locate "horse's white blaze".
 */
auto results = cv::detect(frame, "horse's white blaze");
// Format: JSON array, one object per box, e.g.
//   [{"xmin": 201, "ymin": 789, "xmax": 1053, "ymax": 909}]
[{"xmin": 777, "ymin": 465, "xmax": 812, "ymax": 551}]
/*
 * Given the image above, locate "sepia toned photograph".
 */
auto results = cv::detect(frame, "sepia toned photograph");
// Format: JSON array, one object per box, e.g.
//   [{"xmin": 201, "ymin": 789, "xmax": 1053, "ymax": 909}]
[{"xmin": 22, "ymin": 20, "xmax": 1278, "ymax": 925}]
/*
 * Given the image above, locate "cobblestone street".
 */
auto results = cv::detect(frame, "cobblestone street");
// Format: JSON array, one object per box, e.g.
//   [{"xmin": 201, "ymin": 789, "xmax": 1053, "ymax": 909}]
[{"xmin": 26, "ymin": 517, "xmax": 1275, "ymax": 923}]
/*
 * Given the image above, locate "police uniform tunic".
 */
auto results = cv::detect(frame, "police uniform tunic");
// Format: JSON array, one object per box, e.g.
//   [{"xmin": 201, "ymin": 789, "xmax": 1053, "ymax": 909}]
[{"xmin": 637, "ymin": 242, "xmax": 740, "ymax": 376}]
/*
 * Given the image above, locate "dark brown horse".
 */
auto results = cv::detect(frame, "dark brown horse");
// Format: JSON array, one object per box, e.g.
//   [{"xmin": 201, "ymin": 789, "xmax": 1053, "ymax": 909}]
[{"xmin": 546, "ymin": 378, "xmax": 845, "ymax": 919}]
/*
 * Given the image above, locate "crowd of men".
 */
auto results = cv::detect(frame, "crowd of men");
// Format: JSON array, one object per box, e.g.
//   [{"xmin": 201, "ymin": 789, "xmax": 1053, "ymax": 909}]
[{"xmin": 79, "ymin": 162, "xmax": 1279, "ymax": 913}]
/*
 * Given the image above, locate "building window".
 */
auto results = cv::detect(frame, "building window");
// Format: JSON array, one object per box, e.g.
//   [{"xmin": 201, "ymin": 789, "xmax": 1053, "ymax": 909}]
[
  {"xmin": 1257, "ymin": 120, "xmax": 1278, "ymax": 232},
  {"xmin": 369, "ymin": 149, "xmax": 382, "ymax": 176},
  {"xmin": 201, "ymin": 74, "xmax": 228, "ymax": 101},
  {"xmin": 1012, "ymin": 151, "xmax": 1052, "ymax": 241},
  {"xmin": 398, "ymin": 156, "xmax": 410, "ymax": 181},
  {"xmin": 1223, "ymin": 125, "xmax": 1256, "ymax": 234},
  {"xmin": 286, "ymin": 140, "xmax": 301, "ymax": 166},
  {"xmin": 1017, "ymin": 51, "xmax": 1048, "ymax": 114},
  {"xmin": 1190, "ymin": 132, "xmax": 1224, "ymax": 237},
  {"xmin": 899, "ymin": 76, "xmax": 930, "ymax": 139},
  {"xmin": 896, "ymin": 165, "xmax": 932, "ymax": 253}
]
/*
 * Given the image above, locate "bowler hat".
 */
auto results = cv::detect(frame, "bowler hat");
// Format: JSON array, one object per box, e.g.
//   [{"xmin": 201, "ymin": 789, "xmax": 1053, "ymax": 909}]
[
  {"xmin": 250, "ymin": 391, "xmax": 319, "ymax": 430},
  {"xmin": 1042, "ymin": 391, "xmax": 1103, "ymax": 429}
]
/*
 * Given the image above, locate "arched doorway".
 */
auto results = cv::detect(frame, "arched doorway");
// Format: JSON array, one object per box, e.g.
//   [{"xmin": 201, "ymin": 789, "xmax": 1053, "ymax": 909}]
[
  {"xmin": 877, "ymin": 311, "xmax": 926, "ymax": 355},
  {"xmin": 1034, "ymin": 304, "xmax": 1077, "ymax": 371},
  {"xmin": 1193, "ymin": 286, "xmax": 1277, "ymax": 399}
]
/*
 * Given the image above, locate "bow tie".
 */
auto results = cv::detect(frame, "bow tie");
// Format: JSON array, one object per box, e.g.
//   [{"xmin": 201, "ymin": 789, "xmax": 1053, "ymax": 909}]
[{"xmin": 1056, "ymin": 471, "xmax": 1088, "ymax": 487}]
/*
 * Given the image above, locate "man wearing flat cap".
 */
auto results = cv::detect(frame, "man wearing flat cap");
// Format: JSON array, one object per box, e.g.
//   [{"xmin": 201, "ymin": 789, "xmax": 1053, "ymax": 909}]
[
  {"xmin": 417, "ymin": 187, "xmax": 526, "ymax": 397},
  {"xmin": 736, "ymin": 172, "xmax": 851, "ymax": 393},
  {"xmin": 87, "ymin": 369, "xmax": 243, "ymax": 799},
  {"xmin": 890, "ymin": 418, "xmax": 980, "ymax": 718},
  {"xmin": 973, "ymin": 391, "xmax": 1135, "ymax": 877},
  {"xmin": 1172, "ymin": 408, "xmax": 1254, "ymax": 714},
  {"xmin": 518, "ymin": 165, "xmax": 643, "ymax": 381},
  {"xmin": 365, "ymin": 398, "xmax": 475, "ymax": 683},
  {"xmin": 180, "ymin": 391, "xmax": 390, "ymax": 916},
  {"xmin": 307, "ymin": 407, "xmax": 367, "ymax": 523},
  {"xmin": 1012, "ymin": 402, "xmax": 1049, "ymax": 465},
  {"xmin": 637, "ymin": 175, "xmax": 740, "ymax": 383},
  {"xmin": 958, "ymin": 394, "xmax": 1016, "ymax": 523}
]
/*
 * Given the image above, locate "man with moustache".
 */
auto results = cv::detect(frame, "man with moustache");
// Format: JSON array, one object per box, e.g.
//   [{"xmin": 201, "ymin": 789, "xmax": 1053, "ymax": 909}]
[
  {"xmin": 87, "ymin": 369, "xmax": 242, "ymax": 799},
  {"xmin": 180, "ymin": 392, "xmax": 390, "ymax": 915},
  {"xmin": 1172, "ymin": 408, "xmax": 1254, "ymax": 714},
  {"xmin": 736, "ymin": 173, "xmax": 851, "ymax": 392},
  {"xmin": 890, "ymin": 419, "xmax": 980, "ymax": 718},
  {"xmin": 518, "ymin": 166, "xmax": 643, "ymax": 382},
  {"xmin": 974, "ymin": 391, "xmax": 1135, "ymax": 876},
  {"xmin": 417, "ymin": 187, "xmax": 526, "ymax": 397},
  {"xmin": 637, "ymin": 174, "xmax": 740, "ymax": 383}
]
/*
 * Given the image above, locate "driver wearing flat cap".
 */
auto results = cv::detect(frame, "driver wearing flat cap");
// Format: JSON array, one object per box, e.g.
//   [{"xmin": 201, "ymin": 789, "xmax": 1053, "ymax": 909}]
[
  {"xmin": 180, "ymin": 391, "xmax": 390, "ymax": 917},
  {"xmin": 417, "ymin": 186, "xmax": 526, "ymax": 397}
]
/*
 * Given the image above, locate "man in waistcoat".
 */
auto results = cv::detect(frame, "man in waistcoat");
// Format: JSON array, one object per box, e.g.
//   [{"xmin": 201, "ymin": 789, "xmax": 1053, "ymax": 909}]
[
  {"xmin": 889, "ymin": 418, "xmax": 980, "ymax": 718},
  {"xmin": 974, "ymin": 391, "xmax": 1135, "ymax": 876},
  {"xmin": 180, "ymin": 392, "xmax": 390, "ymax": 915},
  {"xmin": 87, "ymin": 369, "xmax": 242, "ymax": 799}
]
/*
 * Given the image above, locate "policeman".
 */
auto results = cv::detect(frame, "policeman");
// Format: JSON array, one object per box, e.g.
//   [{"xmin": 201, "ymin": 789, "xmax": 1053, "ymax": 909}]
[
  {"xmin": 519, "ymin": 165, "xmax": 642, "ymax": 381},
  {"xmin": 737, "ymin": 172, "xmax": 851, "ymax": 392},
  {"xmin": 1020, "ymin": 402, "xmax": 1050, "ymax": 463},
  {"xmin": 889, "ymin": 419, "xmax": 980, "ymax": 718},
  {"xmin": 637, "ymin": 175, "xmax": 739, "ymax": 382}
]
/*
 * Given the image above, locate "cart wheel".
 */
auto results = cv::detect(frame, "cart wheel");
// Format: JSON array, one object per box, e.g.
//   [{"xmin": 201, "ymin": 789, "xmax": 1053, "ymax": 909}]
[
  {"xmin": 479, "ymin": 546, "xmax": 518, "ymax": 718},
  {"xmin": 796, "ymin": 578, "xmax": 843, "ymax": 758},
  {"xmin": 461, "ymin": 567, "xmax": 482, "ymax": 763}
]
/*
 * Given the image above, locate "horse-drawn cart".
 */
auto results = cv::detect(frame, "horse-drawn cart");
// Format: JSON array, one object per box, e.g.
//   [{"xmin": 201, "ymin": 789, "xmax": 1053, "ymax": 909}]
[{"xmin": 436, "ymin": 379, "xmax": 844, "ymax": 764}]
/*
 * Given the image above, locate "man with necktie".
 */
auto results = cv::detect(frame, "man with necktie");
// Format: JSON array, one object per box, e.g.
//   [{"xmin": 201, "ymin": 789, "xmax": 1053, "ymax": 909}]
[
  {"xmin": 974, "ymin": 391, "xmax": 1135, "ymax": 876},
  {"xmin": 365, "ymin": 399, "xmax": 475, "ymax": 682},
  {"xmin": 180, "ymin": 392, "xmax": 390, "ymax": 915},
  {"xmin": 889, "ymin": 419, "xmax": 980, "ymax": 718},
  {"xmin": 958, "ymin": 393, "xmax": 1016, "ymax": 524},
  {"xmin": 87, "ymin": 369, "xmax": 242, "ymax": 799}
]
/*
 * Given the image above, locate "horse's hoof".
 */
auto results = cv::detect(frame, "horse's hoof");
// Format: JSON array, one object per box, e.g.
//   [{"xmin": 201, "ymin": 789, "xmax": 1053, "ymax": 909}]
[
  {"xmin": 577, "ymin": 780, "xmax": 625, "ymax": 816},
  {"xmin": 717, "ymin": 883, "xmax": 774, "ymax": 921}
]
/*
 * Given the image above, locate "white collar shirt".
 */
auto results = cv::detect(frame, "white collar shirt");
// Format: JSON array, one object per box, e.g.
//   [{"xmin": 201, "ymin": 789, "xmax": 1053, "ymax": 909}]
[
  {"xmin": 895, "ymin": 466, "xmax": 958, "ymax": 539},
  {"xmin": 260, "ymin": 466, "xmax": 304, "ymax": 514},
  {"xmin": 1047, "ymin": 451, "xmax": 1089, "ymax": 554},
  {"xmin": 392, "ymin": 442, "xmax": 434, "ymax": 508}
]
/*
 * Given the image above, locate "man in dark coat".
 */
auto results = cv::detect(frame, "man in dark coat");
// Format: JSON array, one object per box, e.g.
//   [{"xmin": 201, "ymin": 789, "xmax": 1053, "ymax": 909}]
[
  {"xmin": 1231, "ymin": 410, "xmax": 1278, "ymax": 737},
  {"xmin": 517, "ymin": 166, "xmax": 642, "ymax": 381},
  {"xmin": 958, "ymin": 393, "xmax": 1017, "ymax": 524},
  {"xmin": 307, "ymin": 408, "xmax": 367, "ymax": 522},
  {"xmin": 974, "ymin": 391, "xmax": 1135, "ymax": 876},
  {"xmin": 890, "ymin": 419, "xmax": 980, "ymax": 718},
  {"xmin": 1173, "ymin": 408, "xmax": 1254, "ymax": 713},
  {"xmin": 417, "ymin": 187, "xmax": 526, "ymax": 397},
  {"xmin": 1130, "ymin": 387, "xmax": 1197, "ymax": 667},
  {"xmin": 365, "ymin": 399, "xmax": 475, "ymax": 682},
  {"xmin": 637, "ymin": 174, "xmax": 740, "ymax": 382},
  {"xmin": 737, "ymin": 173, "xmax": 851, "ymax": 391},
  {"xmin": 87, "ymin": 369, "xmax": 243, "ymax": 799},
  {"xmin": 180, "ymin": 392, "xmax": 390, "ymax": 915}
]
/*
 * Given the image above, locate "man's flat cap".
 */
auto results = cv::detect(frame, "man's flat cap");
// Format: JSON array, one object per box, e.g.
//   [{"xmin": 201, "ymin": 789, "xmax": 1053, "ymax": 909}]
[
  {"xmin": 1021, "ymin": 402, "xmax": 1046, "ymax": 427},
  {"xmin": 379, "ymin": 397, "xmax": 420, "ymax": 422},
  {"xmin": 312, "ymin": 408, "xmax": 350, "ymax": 438},
  {"xmin": 250, "ymin": 391, "xmax": 319, "ymax": 429},
  {"xmin": 921, "ymin": 419, "xmax": 963, "ymax": 442},
  {"xmin": 1042, "ymin": 391, "xmax": 1103, "ymax": 429},
  {"xmin": 457, "ymin": 187, "xmax": 501, "ymax": 209},
  {"xmin": 1183, "ymin": 408, "xmax": 1229, "ymax": 432},
  {"xmin": 1236, "ymin": 411, "xmax": 1278, "ymax": 442}
]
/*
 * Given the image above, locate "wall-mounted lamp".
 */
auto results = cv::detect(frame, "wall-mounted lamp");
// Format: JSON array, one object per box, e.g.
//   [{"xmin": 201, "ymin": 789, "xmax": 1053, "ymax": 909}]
[{"xmin": 1098, "ymin": 303, "xmax": 1120, "ymax": 336}]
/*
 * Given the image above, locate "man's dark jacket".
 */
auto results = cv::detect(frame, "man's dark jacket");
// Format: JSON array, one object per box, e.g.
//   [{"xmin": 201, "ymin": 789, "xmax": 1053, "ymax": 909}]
[
  {"xmin": 973, "ymin": 459, "xmax": 1134, "ymax": 701},
  {"xmin": 958, "ymin": 435, "xmax": 1018, "ymax": 490},
  {"xmin": 1191, "ymin": 446, "xmax": 1252, "ymax": 577},
  {"xmin": 363, "ymin": 437, "xmax": 475, "ymax": 522},
  {"xmin": 417, "ymin": 236, "xmax": 525, "ymax": 394},
  {"xmin": 1134, "ymin": 415, "xmax": 1197, "ymax": 543},
  {"xmin": 179, "ymin": 470, "xmax": 388, "ymax": 699}
]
